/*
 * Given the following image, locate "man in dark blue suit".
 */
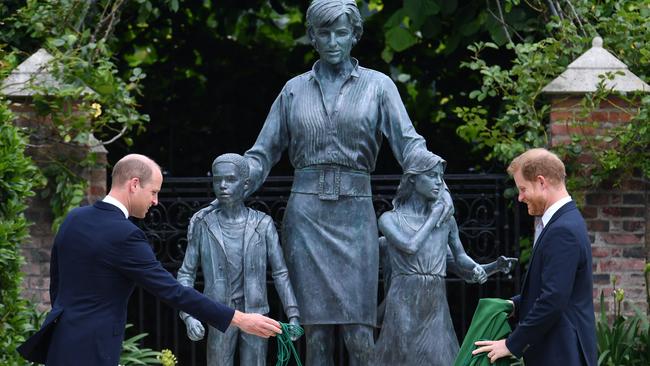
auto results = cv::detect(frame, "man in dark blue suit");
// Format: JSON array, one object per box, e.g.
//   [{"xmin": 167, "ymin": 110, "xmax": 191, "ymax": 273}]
[
  {"xmin": 473, "ymin": 148, "xmax": 597, "ymax": 365},
  {"xmin": 18, "ymin": 154, "xmax": 282, "ymax": 365}
]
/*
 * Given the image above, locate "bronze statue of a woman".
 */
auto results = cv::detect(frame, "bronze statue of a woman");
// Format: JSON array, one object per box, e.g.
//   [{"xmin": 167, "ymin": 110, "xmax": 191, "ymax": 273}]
[{"xmin": 243, "ymin": 1, "xmax": 453, "ymax": 364}]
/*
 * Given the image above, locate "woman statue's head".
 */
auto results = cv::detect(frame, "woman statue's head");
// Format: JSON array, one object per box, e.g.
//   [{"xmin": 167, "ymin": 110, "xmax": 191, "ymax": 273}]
[
  {"xmin": 306, "ymin": 0, "xmax": 363, "ymax": 61},
  {"xmin": 393, "ymin": 150, "xmax": 446, "ymax": 210}
]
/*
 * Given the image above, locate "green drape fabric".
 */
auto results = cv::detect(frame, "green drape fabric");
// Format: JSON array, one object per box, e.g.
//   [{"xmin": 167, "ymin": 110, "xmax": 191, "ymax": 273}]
[{"xmin": 454, "ymin": 298, "xmax": 518, "ymax": 366}]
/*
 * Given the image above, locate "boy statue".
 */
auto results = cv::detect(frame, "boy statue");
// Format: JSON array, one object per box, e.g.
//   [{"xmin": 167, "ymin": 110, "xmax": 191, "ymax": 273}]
[{"xmin": 177, "ymin": 153, "xmax": 300, "ymax": 365}]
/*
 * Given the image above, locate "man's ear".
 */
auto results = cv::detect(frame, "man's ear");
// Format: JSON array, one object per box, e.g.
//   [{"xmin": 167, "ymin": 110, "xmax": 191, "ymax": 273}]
[
  {"xmin": 129, "ymin": 177, "xmax": 140, "ymax": 192},
  {"xmin": 536, "ymin": 175, "xmax": 546, "ymax": 188}
]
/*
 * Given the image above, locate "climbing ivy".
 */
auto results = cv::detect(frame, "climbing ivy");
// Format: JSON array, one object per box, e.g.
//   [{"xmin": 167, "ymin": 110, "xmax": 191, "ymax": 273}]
[
  {"xmin": 1, "ymin": 0, "xmax": 180, "ymax": 230},
  {"xmin": 454, "ymin": 0, "xmax": 650, "ymax": 190}
]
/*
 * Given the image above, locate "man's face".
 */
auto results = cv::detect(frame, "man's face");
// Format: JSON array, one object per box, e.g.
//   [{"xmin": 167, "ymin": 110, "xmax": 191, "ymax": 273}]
[
  {"xmin": 414, "ymin": 165, "xmax": 444, "ymax": 201},
  {"xmin": 513, "ymin": 170, "xmax": 546, "ymax": 216},
  {"xmin": 313, "ymin": 14, "xmax": 355, "ymax": 65},
  {"xmin": 212, "ymin": 162, "xmax": 247, "ymax": 204},
  {"xmin": 130, "ymin": 168, "xmax": 162, "ymax": 219}
]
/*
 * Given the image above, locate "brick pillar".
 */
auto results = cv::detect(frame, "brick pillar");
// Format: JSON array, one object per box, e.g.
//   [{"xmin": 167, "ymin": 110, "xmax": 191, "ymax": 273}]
[
  {"xmin": 549, "ymin": 95, "xmax": 649, "ymax": 314},
  {"xmin": 8, "ymin": 100, "xmax": 107, "ymax": 312}
]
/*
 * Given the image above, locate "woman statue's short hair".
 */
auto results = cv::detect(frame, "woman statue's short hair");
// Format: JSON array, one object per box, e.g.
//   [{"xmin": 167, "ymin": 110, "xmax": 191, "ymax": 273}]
[{"xmin": 306, "ymin": 0, "xmax": 363, "ymax": 44}]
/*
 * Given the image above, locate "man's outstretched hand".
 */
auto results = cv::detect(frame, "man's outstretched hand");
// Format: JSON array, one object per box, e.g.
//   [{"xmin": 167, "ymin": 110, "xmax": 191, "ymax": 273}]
[
  {"xmin": 230, "ymin": 311, "xmax": 282, "ymax": 338},
  {"xmin": 473, "ymin": 339, "xmax": 512, "ymax": 363}
]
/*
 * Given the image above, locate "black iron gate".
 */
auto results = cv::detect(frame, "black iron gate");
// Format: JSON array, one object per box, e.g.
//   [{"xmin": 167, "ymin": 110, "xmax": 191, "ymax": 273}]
[{"xmin": 129, "ymin": 174, "xmax": 525, "ymax": 365}]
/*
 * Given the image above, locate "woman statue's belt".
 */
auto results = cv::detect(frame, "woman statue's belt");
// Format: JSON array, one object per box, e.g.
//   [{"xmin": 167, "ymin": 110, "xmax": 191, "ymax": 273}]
[{"xmin": 291, "ymin": 166, "xmax": 372, "ymax": 200}]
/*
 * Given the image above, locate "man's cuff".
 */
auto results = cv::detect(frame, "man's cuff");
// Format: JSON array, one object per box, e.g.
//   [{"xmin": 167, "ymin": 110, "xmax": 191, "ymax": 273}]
[{"xmin": 505, "ymin": 334, "xmax": 527, "ymax": 359}]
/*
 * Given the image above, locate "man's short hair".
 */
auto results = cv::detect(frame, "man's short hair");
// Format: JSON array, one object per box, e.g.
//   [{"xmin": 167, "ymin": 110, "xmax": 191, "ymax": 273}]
[
  {"xmin": 306, "ymin": 0, "xmax": 363, "ymax": 44},
  {"xmin": 212, "ymin": 153, "xmax": 249, "ymax": 179},
  {"xmin": 507, "ymin": 148, "xmax": 566, "ymax": 184},
  {"xmin": 111, "ymin": 154, "xmax": 158, "ymax": 186}
]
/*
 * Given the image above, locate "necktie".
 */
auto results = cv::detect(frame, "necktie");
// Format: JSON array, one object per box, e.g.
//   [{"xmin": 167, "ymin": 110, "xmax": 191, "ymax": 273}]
[{"xmin": 533, "ymin": 216, "xmax": 544, "ymax": 246}]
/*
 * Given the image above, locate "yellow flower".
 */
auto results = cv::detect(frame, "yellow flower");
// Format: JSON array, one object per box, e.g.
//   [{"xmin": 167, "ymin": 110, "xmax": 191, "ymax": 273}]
[
  {"xmin": 91, "ymin": 103, "xmax": 102, "ymax": 118},
  {"xmin": 157, "ymin": 349, "xmax": 177, "ymax": 366}
]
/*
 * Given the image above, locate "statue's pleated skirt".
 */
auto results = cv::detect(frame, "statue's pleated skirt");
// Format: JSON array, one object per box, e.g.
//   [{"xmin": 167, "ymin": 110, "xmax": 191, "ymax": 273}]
[
  {"xmin": 375, "ymin": 274, "xmax": 459, "ymax": 365},
  {"xmin": 282, "ymin": 192, "xmax": 378, "ymax": 326}
]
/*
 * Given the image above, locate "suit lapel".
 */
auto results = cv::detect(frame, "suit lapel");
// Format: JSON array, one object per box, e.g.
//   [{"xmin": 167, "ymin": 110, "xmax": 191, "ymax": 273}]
[{"xmin": 521, "ymin": 201, "xmax": 577, "ymax": 289}]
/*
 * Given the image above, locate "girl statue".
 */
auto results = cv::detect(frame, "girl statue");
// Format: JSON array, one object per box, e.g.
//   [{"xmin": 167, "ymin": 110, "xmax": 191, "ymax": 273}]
[{"xmin": 374, "ymin": 150, "xmax": 516, "ymax": 365}]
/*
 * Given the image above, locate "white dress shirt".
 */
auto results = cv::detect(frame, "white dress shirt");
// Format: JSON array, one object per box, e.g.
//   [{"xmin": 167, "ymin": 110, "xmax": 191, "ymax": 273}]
[
  {"xmin": 542, "ymin": 195, "xmax": 572, "ymax": 227},
  {"xmin": 534, "ymin": 195, "xmax": 572, "ymax": 246}
]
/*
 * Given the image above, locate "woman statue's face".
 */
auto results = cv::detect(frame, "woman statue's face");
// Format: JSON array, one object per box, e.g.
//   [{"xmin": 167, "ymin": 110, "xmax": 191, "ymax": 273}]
[{"xmin": 313, "ymin": 14, "xmax": 355, "ymax": 65}]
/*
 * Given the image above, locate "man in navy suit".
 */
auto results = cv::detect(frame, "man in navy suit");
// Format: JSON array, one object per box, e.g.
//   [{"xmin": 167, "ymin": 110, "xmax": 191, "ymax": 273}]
[
  {"xmin": 473, "ymin": 148, "xmax": 597, "ymax": 365},
  {"xmin": 18, "ymin": 154, "xmax": 282, "ymax": 365}
]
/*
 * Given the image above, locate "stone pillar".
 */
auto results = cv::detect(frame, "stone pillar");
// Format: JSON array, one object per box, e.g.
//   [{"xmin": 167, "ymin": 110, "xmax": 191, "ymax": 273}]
[
  {"xmin": 1, "ymin": 49, "xmax": 107, "ymax": 311},
  {"xmin": 543, "ymin": 38, "xmax": 650, "ymax": 314}
]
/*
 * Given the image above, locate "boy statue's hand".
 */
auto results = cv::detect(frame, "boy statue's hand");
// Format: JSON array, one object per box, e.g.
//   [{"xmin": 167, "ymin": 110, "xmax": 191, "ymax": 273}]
[
  {"xmin": 184, "ymin": 316, "xmax": 205, "ymax": 341},
  {"xmin": 289, "ymin": 317, "xmax": 301, "ymax": 341}
]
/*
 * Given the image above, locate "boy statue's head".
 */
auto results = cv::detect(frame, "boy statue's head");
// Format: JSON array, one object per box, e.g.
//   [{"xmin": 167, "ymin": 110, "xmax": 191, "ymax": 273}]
[{"xmin": 211, "ymin": 153, "xmax": 250, "ymax": 204}]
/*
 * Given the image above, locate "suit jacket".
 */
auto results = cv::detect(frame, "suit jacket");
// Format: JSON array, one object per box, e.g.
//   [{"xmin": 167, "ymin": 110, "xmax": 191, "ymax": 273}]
[
  {"xmin": 177, "ymin": 205, "xmax": 299, "ymax": 321},
  {"xmin": 18, "ymin": 201, "xmax": 234, "ymax": 366},
  {"xmin": 506, "ymin": 201, "xmax": 597, "ymax": 366}
]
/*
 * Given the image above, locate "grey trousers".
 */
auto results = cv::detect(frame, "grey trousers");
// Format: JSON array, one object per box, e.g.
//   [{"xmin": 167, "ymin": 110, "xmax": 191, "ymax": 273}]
[{"xmin": 206, "ymin": 298, "xmax": 267, "ymax": 366}]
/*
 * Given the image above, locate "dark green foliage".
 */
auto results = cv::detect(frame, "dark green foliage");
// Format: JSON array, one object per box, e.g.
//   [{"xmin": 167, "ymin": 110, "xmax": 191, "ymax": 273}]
[
  {"xmin": 119, "ymin": 324, "xmax": 164, "ymax": 365},
  {"xmin": 597, "ymin": 285, "xmax": 650, "ymax": 365},
  {"xmin": 0, "ymin": 100, "xmax": 46, "ymax": 365},
  {"xmin": 455, "ymin": 0, "xmax": 650, "ymax": 188}
]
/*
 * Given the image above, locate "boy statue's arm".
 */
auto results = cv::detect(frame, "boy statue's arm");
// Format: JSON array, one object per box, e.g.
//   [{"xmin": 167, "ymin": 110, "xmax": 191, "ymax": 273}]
[
  {"xmin": 177, "ymin": 210, "xmax": 212, "ymax": 341},
  {"xmin": 263, "ymin": 215, "xmax": 301, "ymax": 339}
]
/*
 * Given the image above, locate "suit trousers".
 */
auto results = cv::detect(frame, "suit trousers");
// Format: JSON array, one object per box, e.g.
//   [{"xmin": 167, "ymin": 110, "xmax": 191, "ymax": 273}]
[{"xmin": 207, "ymin": 297, "xmax": 267, "ymax": 366}]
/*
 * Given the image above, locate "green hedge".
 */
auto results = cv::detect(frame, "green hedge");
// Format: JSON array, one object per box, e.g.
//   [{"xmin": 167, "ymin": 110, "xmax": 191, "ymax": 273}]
[{"xmin": 0, "ymin": 99, "xmax": 45, "ymax": 365}]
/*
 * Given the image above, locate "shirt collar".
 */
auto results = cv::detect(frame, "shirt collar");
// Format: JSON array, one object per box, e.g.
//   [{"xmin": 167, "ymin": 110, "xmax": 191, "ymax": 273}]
[
  {"xmin": 541, "ymin": 195, "xmax": 572, "ymax": 227},
  {"xmin": 103, "ymin": 195, "xmax": 129, "ymax": 218},
  {"xmin": 309, "ymin": 58, "xmax": 360, "ymax": 80}
]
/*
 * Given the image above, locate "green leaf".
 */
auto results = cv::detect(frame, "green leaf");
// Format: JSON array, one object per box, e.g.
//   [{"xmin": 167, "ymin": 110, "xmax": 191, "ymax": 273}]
[
  {"xmin": 381, "ymin": 47, "xmax": 394, "ymax": 63},
  {"xmin": 51, "ymin": 38, "xmax": 65, "ymax": 47},
  {"xmin": 384, "ymin": 9, "xmax": 406, "ymax": 29},
  {"xmin": 459, "ymin": 19, "xmax": 481, "ymax": 36},
  {"xmin": 420, "ymin": 16, "xmax": 441, "ymax": 38},
  {"xmin": 170, "ymin": 0, "xmax": 179, "ymax": 12},
  {"xmin": 404, "ymin": 0, "xmax": 440, "ymax": 28},
  {"xmin": 385, "ymin": 26, "xmax": 418, "ymax": 52}
]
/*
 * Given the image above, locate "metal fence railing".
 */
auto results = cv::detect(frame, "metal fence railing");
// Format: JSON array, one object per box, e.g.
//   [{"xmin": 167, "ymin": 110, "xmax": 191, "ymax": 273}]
[{"xmin": 129, "ymin": 174, "xmax": 524, "ymax": 365}]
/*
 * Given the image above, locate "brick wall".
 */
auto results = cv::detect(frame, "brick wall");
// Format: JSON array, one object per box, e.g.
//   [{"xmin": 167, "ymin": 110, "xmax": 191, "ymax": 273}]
[
  {"xmin": 549, "ymin": 95, "xmax": 649, "ymax": 314},
  {"xmin": 9, "ymin": 100, "xmax": 107, "ymax": 312}
]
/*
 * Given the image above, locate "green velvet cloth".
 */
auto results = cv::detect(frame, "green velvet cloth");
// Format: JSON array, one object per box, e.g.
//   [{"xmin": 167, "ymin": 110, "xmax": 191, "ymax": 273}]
[{"xmin": 454, "ymin": 298, "xmax": 518, "ymax": 366}]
